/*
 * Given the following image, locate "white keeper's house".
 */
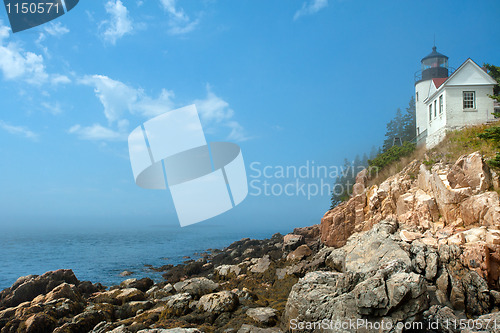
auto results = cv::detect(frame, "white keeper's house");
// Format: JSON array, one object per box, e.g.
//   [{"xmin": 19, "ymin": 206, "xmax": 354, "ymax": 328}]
[{"xmin": 414, "ymin": 46, "xmax": 498, "ymax": 148}]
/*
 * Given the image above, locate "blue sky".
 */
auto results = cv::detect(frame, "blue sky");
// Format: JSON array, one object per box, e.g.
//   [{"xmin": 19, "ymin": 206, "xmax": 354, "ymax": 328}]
[{"xmin": 0, "ymin": 0, "xmax": 499, "ymax": 231}]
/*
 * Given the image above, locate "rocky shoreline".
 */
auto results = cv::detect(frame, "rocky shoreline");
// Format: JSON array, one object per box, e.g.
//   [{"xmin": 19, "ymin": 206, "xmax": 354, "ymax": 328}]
[{"xmin": 2, "ymin": 151, "xmax": 500, "ymax": 332}]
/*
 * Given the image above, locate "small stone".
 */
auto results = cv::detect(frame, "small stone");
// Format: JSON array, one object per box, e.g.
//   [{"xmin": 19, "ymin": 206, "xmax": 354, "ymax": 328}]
[
  {"xmin": 486, "ymin": 231, "xmax": 500, "ymax": 246},
  {"xmin": 420, "ymin": 237, "xmax": 438, "ymax": 248},
  {"xmin": 250, "ymin": 255, "xmax": 272, "ymax": 274},
  {"xmin": 400, "ymin": 230, "xmax": 422, "ymax": 242},
  {"xmin": 237, "ymin": 325, "xmax": 283, "ymax": 333},
  {"xmin": 447, "ymin": 233, "xmax": 465, "ymax": 246},
  {"xmin": 120, "ymin": 270, "xmax": 134, "ymax": 277},
  {"xmin": 215, "ymin": 265, "xmax": 241, "ymax": 277},
  {"xmin": 173, "ymin": 277, "xmax": 219, "ymax": 297},
  {"xmin": 197, "ymin": 291, "xmax": 238, "ymax": 313},
  {"xmin": 282, "ymin": 234, "xmax": 305, "ymax": 251},
  {"xmin": 246, "ymin": 307, "xmax": 278, "ymax": 325},
  {"xmin": 286, "ymin": 245, "xmax": 312, "ymax": 261}
]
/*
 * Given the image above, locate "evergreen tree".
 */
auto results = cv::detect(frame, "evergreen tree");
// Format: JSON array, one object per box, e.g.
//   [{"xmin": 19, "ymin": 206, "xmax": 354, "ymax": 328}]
[
  {"xmin": 383, "ymin": 97, "xmax": 416, "ymax": 150},
  {"xmin": 402, "ymin": 96, "xmax": 416, "ymax": 141},
  {"xmin": 330, "ymin": 96, "xmax": 416, "ymax": 208},
  {"xmin": 369, "ymin": 146, "xmax": 379, "ymax": 159},
  {"xmin": 353, "ymin": 154, "xmax": 361, "ymax": 170},
  {"xmin": 383, "ymin": 108, "xmax": 404, "ymax": 151},
  {"xmin": 361, "ymin": 153, "xmax": 369, "ymax": 167},
  {"xmin": 330, "ymin": 158, "xmax": 357, "ymax": 208},
  {"xmin": 382, "ymin": 119, "xmax": 397, "ymax": 152},
  {"xmin": 484, "ymin": 64, "xmax": 500, "ymax": 103}
]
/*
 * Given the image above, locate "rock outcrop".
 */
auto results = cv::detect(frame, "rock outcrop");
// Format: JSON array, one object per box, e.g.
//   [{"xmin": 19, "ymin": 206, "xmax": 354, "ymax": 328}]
[
  {"xmin": 285, "ymin": 221, "xmax": 429, "ymax": 331},
  {"xmin": 321, "ymin": 152, "xmax": 500, "ymax": 289}
]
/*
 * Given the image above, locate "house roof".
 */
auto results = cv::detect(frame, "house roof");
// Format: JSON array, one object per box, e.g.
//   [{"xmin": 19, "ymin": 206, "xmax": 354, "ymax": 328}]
[
  {"xmin": 424, "ymin": 58, "xmax": 497, "ymax": 104},
  {"xmin": 432, "ymin": 77, "xmax": 447, "ymax": 89}
]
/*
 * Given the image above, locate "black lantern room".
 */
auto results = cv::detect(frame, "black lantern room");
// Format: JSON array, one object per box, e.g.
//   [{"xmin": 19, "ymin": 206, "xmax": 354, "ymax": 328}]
[{"xmin": 420, "ymin": 46, "xmax": 449, "ymax": 81}]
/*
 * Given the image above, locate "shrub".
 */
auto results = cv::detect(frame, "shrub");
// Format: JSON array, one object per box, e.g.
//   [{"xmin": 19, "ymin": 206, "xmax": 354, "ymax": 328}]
[
  {"xmin": 477, "ymin": 126, "xmax": 500, "ymax": 169},
  {"xmin": 478, "ymin": 126, "xmax": 500, "ymax": 144},
  {"xmin": 368, "ymin": 141, "xmax": 416, "ymax": 173}
]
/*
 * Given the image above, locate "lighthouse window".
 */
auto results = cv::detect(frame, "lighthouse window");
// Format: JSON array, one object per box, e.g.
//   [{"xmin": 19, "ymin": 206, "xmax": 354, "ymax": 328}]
[
  {"xmin": 434, "ymin": 100, "xmax": 437, "ymax": 118},
  {"xmin": 463, "ymin": 91, "xmax": 475, "ymax": 109},
  {"xmin": 439, "ymin": 95, "xmax": 443, "ymax": 114},
  {"xmin": 429, "ymin": 105, "xmax": 432, "ymax": 122}
]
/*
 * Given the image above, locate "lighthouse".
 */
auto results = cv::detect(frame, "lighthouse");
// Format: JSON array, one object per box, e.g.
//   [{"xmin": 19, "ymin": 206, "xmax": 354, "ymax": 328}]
[
  {"xmin": 413, "ymin": 47, "xmax": 496, "ymax": 148},
  {"xmin": 414, "ymin": 46, "xmax": 450, "ymax": 143}
]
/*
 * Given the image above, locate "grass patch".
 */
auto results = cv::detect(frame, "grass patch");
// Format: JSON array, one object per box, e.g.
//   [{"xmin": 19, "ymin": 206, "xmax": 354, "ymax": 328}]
[
  {"xmin": 367, "ymin": 120, "xmax": 500, "ymax": 187},
  {"xmin": 429, "ymin": 121, "xmax": 500, "ymax": 164}
]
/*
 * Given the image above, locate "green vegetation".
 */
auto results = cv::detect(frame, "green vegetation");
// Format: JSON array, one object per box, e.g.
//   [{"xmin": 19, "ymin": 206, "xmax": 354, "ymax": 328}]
[
  {"xmin": 368, "ymin": 141, "xmax": 416, "ymax": 173},
  {"xmin": 429, "ymin": 123, "xmax": 499, "ymax": 164},
  {"xmin": 330, "ymin": 156, "xmax": 371, "ymax": 208},
  {"xmin": 478, "ymin": 126, "xmax": 500, "ymax": 144},
  {"xmin": 483, "ymin": 63, "xmax": 500, "ymax": 117},
  {"xmin": 382, "ymin": 97, "xmax": 416, "ymax": 151},
  {"xmin": 477, "ymin": 126, "xmax": 500, "ymax": 169},
  {"xmin": 484, "ymin": 64, "xmax": 500, "ymax": 102},
  {"xmin": 330, "ymin": 97, "xmax": 416, "ymax": 209}
]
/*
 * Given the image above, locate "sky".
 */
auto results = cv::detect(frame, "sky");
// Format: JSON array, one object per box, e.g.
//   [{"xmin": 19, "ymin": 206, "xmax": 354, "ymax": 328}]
[{"xmin": 0, "ymin": 0, "xmax": 499, "ymax": 232}]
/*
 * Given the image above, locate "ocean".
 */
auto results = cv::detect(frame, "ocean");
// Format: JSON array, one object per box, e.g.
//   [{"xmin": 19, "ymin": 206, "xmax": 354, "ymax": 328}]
[{"xmin": 0, "ymin": 222, "xmax": 290, "ymax": 291}]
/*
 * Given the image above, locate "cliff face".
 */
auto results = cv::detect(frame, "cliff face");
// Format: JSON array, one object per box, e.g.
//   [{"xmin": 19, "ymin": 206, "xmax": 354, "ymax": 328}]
[{"xmin": 321, "ymin": 152, "xmax": 500, "ymax": 288}]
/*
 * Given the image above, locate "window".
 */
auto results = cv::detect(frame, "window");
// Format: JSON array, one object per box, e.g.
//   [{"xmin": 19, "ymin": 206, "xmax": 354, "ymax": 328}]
[
  {"xmin": 429, "ymin": 104, "xmax": 432, "ymax": 121},
  {"xmin": 416, "ymin": 92, "xmax": 419, "ymax": 102},
  {"xmin": 463, "ymin": 91, "xmax": 475, "ymax": 109},
  {"xmin": 439, "ymin": 95, "xmax": 443, "ymax": 114},
  {"xmin": 434, "ymin": 100, "xmax": 437, "ymax": 118}
]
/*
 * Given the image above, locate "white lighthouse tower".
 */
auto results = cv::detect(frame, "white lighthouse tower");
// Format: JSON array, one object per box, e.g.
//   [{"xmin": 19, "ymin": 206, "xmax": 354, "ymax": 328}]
[{"xmin": 414, "ymin": 46, "xmax": 450, "ymax": 145}]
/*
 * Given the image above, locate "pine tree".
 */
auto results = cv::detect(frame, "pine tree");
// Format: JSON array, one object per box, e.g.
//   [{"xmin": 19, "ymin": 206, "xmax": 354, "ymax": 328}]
[
  {"xmin": 402, "ymin": 96, "xmax": 416, "ymax": 141},
  {"xmin": 383, "ymin": 119, "xmax": 397, "ymax": 152},
  {"xmin": 330, "ymin": 158, "xmax": 357, "ymax": 208},
  {"xmin": 484, "ymin": 64, "xmax": 500, "ymax": 103},
  {"xmin": 361, "ymin": 153, "xmax": 369, "ymax": 167}
]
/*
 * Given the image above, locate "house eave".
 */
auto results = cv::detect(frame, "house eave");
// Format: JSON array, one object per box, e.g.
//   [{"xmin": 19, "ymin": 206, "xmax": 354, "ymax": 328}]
[{"xmin": 423, "ymin": 58, "xmax": 497, "ymax": 104}]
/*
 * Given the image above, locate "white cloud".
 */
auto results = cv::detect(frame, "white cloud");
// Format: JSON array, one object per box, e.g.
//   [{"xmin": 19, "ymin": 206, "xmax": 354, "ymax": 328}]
[
  {"xmin": 194, "ymin": 84, "xmax": 233, "ymax": 124},
  {"xmin": 51, "ymin": 74, "xmax": 71, "ymax": 85},
  {"xmin": 101, "ymin": 0, "xmax": 133, "ymax": 44},
  {"xmin": 134, "ymin": 89, "xmax": 176, "ymax": 117},
  {"xmin": 68, "ymin": 124, "xmax": 125, "ymax": 141},
  {"xmin": 0, "ymin": 21, "xmax": 70, "ymax": 85},
  {"xmin": 226, "ymin": 121, "xmax": 250, "ymax": 142},
  {"xmin": 73, "ymin": 75, "xmax": 174, "ymax": 141},
  {"xmin": 36, "ymin": 22, "xmax": 70, "ymax": 47},
  {"xmin": 0, "ymin": 24, "xmax": 9, "ymax": 41},
  {"xmin": 41, "ymin": 102, "xmax": 63, "ymax": 115},
  {"xmin": 0, "ymin": 120, "xmax": 38, "ymax": 140},
  {"xmin": 294, "ymin": 0, "xmax": 328, "ymax": 20},
  {"xmin": 80, "ymin": 75, "xmax": 175, "ymax": 123},
  {"xmin": 80, "ymin": 75, "xmax": 138, "ymax": 123},
  {"xmin": 43, "ymin": 22, "xmax": 70, "ymax": 36},
  {"xmin": 77, "ymin": 76, "xmax": 248, "ymax": 142},
  {"xmin": 0, "ymin": 41, "xmax": 48, "ymax": 84},
  {"xmin": 194, "ymin": 85, "xmax": 248, "ymax": 142},
  {"xmin": 160, "ymin": 0, "xmax": 199, "ymax": 35}
]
